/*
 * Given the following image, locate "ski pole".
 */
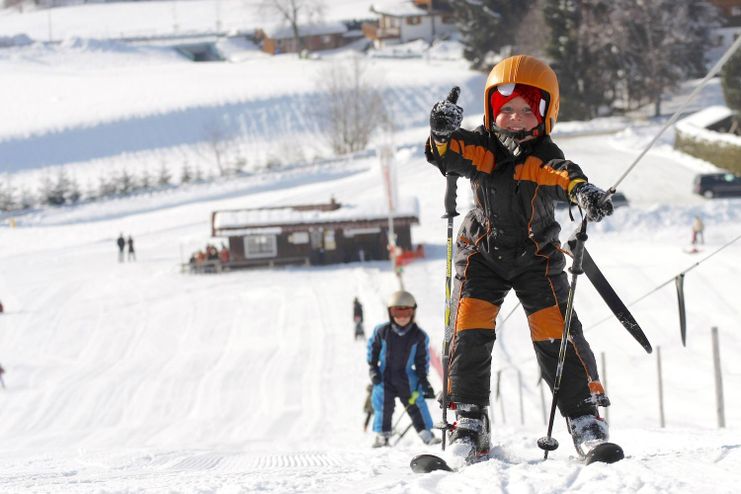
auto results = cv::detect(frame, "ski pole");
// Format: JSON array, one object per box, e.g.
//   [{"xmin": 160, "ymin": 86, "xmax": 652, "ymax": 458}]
[
  {"xmin": 391, "ymin": 390, "xmax": 421, "ymax": 433},
  {"xmin": 428, "ymin": 86, "xmax": 462, "ymax": 451},
  {"xmin": 537, "ymin": 218, "xmax": 588, "ymax": 459},
  {"xmin": 440, "ymin": 172, "xmax": 459, "ymax": 451},
  {"xmin": 393, "ymin": 422, "xmax": 415, "ymax": 446}
]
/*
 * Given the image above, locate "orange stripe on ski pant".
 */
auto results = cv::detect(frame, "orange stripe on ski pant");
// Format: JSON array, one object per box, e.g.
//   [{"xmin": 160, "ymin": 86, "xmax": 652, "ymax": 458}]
[{"xmin": 455, "ymin": 297, "xmax": 499, "ymax": 332}]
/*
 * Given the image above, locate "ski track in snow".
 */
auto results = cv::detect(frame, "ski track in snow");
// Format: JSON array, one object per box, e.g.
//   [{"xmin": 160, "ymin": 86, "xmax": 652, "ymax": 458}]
[{"xmin": 0, "ymin": 22, "xmax": 740, "ymax": 492}]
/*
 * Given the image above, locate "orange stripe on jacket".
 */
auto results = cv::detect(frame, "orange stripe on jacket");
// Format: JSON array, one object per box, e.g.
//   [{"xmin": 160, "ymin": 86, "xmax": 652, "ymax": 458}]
[
  {"xmin": 455, "ymin": 297, "xmax": 499, "ymax": 332},
  {"xmin": 589, "ymin": 381, "xmax": 606, "ymax": 395},
  {"xmin": 449, "ymin": 139, "xmax": 495, "ymax": 173},
  {"xmin": 514, "ymin": 156, "xmax": 571, "ymax": 189},
  {"xmin": 527, "ymin": 305, "xmax": 565, "ymax": 341}
]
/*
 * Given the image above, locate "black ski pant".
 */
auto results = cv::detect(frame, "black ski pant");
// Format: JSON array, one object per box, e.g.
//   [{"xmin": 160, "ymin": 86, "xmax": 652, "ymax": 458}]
[{"xmin": 447, "ymin": 245, "xmax": 602, "ymax": 419}]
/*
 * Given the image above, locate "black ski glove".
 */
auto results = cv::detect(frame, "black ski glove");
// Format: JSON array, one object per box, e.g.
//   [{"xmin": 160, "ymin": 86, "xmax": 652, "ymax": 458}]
[
  {"xmin": 430, "ymin": 87, "xmax": 463, "ymax": 143},
  {"xmin": 369, "ymin": 367, "xmax": 382, "ymax": 385},
  {"xmin": 418, "ymin": 378, "xmax": 435, "ymax": 399},
  {"xmin": 572, "ymin": 183, "xmax": 614, "ymax": 222}
]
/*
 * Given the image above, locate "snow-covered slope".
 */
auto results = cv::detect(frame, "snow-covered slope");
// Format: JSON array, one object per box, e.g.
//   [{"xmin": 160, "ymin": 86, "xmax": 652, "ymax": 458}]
[{"xmin": 1, "ymin": 5, "xmax": 740, "ymax": 492}]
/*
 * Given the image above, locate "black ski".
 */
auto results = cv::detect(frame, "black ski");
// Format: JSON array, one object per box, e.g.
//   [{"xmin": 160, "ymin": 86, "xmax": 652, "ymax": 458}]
[
  {"xmin": 410, "ymin": 454, "xmax": 454, "ymax": 473},
  {"xmin": 410, "ymin": 441, "xmax": 624, "ymax": 473},
  {"xmin": 565, "ymin": 239, "xmax": 652, "ymax": 354},
  {"xmin": 583, "ymin": 442, "xmax": 624, "ymax": 465}
]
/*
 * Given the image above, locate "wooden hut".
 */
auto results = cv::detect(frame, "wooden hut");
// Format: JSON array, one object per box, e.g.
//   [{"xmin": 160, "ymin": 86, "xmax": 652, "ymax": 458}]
[{"xmin": 209, "ymin": 197, "xmax": 419, "ymax": 268}]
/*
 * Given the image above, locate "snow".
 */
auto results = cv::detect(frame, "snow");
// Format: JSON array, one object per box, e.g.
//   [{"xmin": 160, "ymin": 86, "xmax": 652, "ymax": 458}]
[
  {"xmin": 213, "ymin": 196, "xmax": 419, "ymax": 231},
  {"xmin": 676, "ymin": 106, "xmax": 741, "ymax": 148},
  {"xmin": 1, "ymin": 2, "xmax": 741, "ymax": 492}
]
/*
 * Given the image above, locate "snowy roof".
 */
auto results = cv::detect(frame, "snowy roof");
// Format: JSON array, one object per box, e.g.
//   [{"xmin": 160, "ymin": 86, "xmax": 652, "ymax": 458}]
[
  {"xmin": 213, "ymin": 196, "xmax": 420, "ymax": 235},
  {"xmin": 677, "ymin": 105, "xmax": 734, "ymax": 129},
  {"xmin": 261, "ymin": 21, "xmax": 348, "ymax": 40},
  {"xmin": 676, "ymin": 105, "xmax": 741, "ymax": 147},
  {"xmin": 370, "ymin": 1, "xmax": 435, "ymax": 17}
]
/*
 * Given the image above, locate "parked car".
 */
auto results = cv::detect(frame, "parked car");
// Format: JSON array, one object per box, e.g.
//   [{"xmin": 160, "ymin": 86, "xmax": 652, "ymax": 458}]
[{"xmin": 693, "ymin": 172, "xmax": 741, "ymax": 198}]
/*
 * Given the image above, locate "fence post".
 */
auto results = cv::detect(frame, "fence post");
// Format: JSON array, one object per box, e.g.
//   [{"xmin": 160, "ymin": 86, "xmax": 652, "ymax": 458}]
[
  {"xmin": 601, "ymin": 351, "xmax": 609, "ymax": 424},
  {"xmin": 657, "ymin": 346, "xmax": 666, "ymax": 428},
  {"xmin": 711, "ymin": 327, "xmax": 726, "ymax": 428},
  {"xmin": 517, "ymin": 369, "xmax": 524, "ymax": 425}
]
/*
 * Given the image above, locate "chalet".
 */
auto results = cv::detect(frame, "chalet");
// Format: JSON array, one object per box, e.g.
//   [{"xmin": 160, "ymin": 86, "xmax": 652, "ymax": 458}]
[
  {"xmin": 256, "ymin": 21, "xmax": 352, "ymax": 55},
  {"xmin": 209, "ymin": 197, "xmax": 420, "ymax": 268},
  {"xmin": 363, "ymin": 0, "xmax": 456, "ymax": 47}
]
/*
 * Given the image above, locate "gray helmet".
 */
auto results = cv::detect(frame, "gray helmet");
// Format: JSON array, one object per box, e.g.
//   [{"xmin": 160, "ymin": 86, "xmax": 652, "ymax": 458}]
[{"xmin": 387, "ymin": 290, "xmax": 417, "ymax": 308}]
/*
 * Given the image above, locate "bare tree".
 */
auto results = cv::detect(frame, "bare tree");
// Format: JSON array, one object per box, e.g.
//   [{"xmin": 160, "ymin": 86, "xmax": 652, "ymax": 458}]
[
  {"xmin": 316, "ymin": 55, "xmax": 388, "ymax": 155},
  {"xmin": 257, "ymin": 0, "xmax": 325, "ymax": 53},
  {"xmin": 202, "ymin": 120, "xmax": 231, "ymax": 176}
]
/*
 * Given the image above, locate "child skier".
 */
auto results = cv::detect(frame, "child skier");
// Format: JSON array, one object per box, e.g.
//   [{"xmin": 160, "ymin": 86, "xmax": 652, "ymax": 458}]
[
  {"xmin": 367, "ymin": 290, "xmax": 440, "ymax": 447},
  {"xmin": 426, "ymin": 55, "xmax": 615, "ymax": 461}
]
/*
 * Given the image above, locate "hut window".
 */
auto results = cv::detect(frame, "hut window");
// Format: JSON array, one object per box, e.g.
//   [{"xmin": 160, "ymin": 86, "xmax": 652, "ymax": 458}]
[
  {"xmin": 243, "ymin": 234, "xmax": 277, "ymax": 258},
  {"xmin": 324, "ymin": 230, "xmax": 336, "ymax": 250},
  {"xmin": 288, "ymin": 232, "xmax": 310, "ymax": 244}
]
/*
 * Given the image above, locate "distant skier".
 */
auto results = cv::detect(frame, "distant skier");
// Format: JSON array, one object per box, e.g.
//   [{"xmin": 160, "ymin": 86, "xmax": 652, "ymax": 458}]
[
  {"xmin": 367, "ymin": 290, "xmax": 440, "ymax": 447},
  {"xmin": 116, "ymin": 233, "xmax": 126, "ymax": 262},
  {"xmin": 353, "ymin": 297, "xmax": 365, "ymax": 340},
  {"xmin": 426, "ymin": 55, "xmax": 615, "ymax": 462},
  {"xmin": 127, "ymin": 235, "xmax": 136, "ymax": 261},
  {"xmin": 0, "ymin": 363, "xmax": 5, "ymax": 389},
  {"xmin": 691, "ymin": 215, "xmax": 705, "ymax": 246}
]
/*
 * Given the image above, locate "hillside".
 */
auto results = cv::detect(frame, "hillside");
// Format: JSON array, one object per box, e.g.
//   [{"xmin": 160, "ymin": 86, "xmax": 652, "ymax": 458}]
[{"xmin": 1, "ymin": 3, "xmax": 740, "ymax": 493}]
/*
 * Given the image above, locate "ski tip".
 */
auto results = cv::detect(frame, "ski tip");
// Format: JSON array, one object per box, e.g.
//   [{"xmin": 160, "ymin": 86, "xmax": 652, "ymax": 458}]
[
  {"xmin": 410, "ymin": 453, "xmax": 454, "ymax": 473},
  {"xmin": 584, "ymin": 442, "xmax": 624, "ymax": 465}
]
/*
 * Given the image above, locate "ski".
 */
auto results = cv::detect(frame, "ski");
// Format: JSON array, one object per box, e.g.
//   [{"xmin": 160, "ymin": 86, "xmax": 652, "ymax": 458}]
[
  {"xmin": 583, "ymin": 442, "xmax": 624, "ymax": 465},
  {"xmin": 410, "ymin": 441, "xmax": 624, "ymax": 473},
  {"xmin": 410, "ymin": 454, "xmax": 454, "ymax": 473},
  {"xmin": 565, "ymin": 239, "xmax": 652, "ymax": 354}
]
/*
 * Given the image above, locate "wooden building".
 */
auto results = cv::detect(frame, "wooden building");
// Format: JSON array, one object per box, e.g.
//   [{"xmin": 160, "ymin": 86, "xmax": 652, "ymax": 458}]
[
  {"xmin": 210, "ymin": 197, "xmax": 420, "ymax": 268},
  {"xmin": 256, "ymin": 21, "xmax": 351, "ymax": 55},
  {"xmin": 363, "ymin": 0, "xmax": 456, "ymax": 48}
]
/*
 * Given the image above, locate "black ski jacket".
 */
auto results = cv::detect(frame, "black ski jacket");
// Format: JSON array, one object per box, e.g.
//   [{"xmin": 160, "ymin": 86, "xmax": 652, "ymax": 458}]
[{"xmin": 426, "ymin": 127, "xmax": 588, "ymax": 258}]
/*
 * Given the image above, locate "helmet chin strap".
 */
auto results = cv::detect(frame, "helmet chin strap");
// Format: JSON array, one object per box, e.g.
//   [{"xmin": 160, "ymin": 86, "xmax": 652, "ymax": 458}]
[{"xmin": 490, "ymin": 123, "xmax": 545, "ymax": 157}]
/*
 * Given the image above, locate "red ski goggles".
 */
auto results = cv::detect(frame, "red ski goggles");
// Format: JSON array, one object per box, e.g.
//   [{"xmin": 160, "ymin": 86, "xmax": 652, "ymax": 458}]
[{"xmin": 389, "ymin": 306, "xmax": 415, "ymax": 317}]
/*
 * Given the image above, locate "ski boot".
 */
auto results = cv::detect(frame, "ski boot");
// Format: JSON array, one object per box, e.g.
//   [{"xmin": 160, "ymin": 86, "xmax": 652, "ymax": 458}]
[
  {"xmin": 447, "ymin": 403, "xmax": 490, "ymax": 465},
  {"xmin": 567, "ymin": 413, "xmax": 609, "ymax": 457},
  {"xmin": 418, "ymin": 429, "xmax": 441, "ymax": 445},
  {"xmin": 372, "ymin": 432, "xmax": 391, "ymax": 448}
]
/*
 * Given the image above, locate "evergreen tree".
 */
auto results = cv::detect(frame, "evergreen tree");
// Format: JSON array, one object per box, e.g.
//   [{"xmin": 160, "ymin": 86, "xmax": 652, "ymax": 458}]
[
  {"xmin": 157, "ymin": 163, "xmax": 172, "ymax": 187},
  {"xmin": 98, "ymin": 175, "xmax": 117, "ymax": 198},
  {"xmin": 0, "ymin": 178, "xmax": 15, "ymax": 211},
  {"xmin": 544, "ymin": 0, "xmax": 619, "ymax": 120},
  {"xmin": 448, "ymin": 0, "xmax": 535, "ymax": 70},
  {"xmin": 66, "ymin": 174, "xmax": 81, "ymax": 204},
  {"xmin": 40, "ymin": 169, "xmax": 71, "ymax": 206},
  {"xmin": 180, "ymin": 163, "xmax": 192, "ymax": 184},
  {"xmin": 117, "ymin": 169, "xmax": 134, "ymax": 195},
  {"xmin": 721, "ymin": 49, "xmax": 741, "ymax": 115}
]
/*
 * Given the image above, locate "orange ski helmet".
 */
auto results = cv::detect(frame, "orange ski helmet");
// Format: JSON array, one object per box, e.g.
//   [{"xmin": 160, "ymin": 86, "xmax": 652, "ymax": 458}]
[{"xmin": 484, "ymin": 55, "xmax": 560, "ymax": 135}]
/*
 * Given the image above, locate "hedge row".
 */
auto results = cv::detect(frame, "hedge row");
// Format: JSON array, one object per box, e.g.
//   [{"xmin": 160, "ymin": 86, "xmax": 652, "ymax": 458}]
[{"xmin": 675, "ymin": 129, "xmax": 741, "ymax": 174}]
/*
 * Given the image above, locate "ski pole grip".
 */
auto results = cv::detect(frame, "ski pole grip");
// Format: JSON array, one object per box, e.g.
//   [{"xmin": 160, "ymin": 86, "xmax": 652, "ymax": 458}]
[
  {"xmin": 443, "ymin": 174, "xmax": 459, "ymax": 218},
  {"xmin": 570, "ymin": 219, "xmax": 588, "ymax": 273}
]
